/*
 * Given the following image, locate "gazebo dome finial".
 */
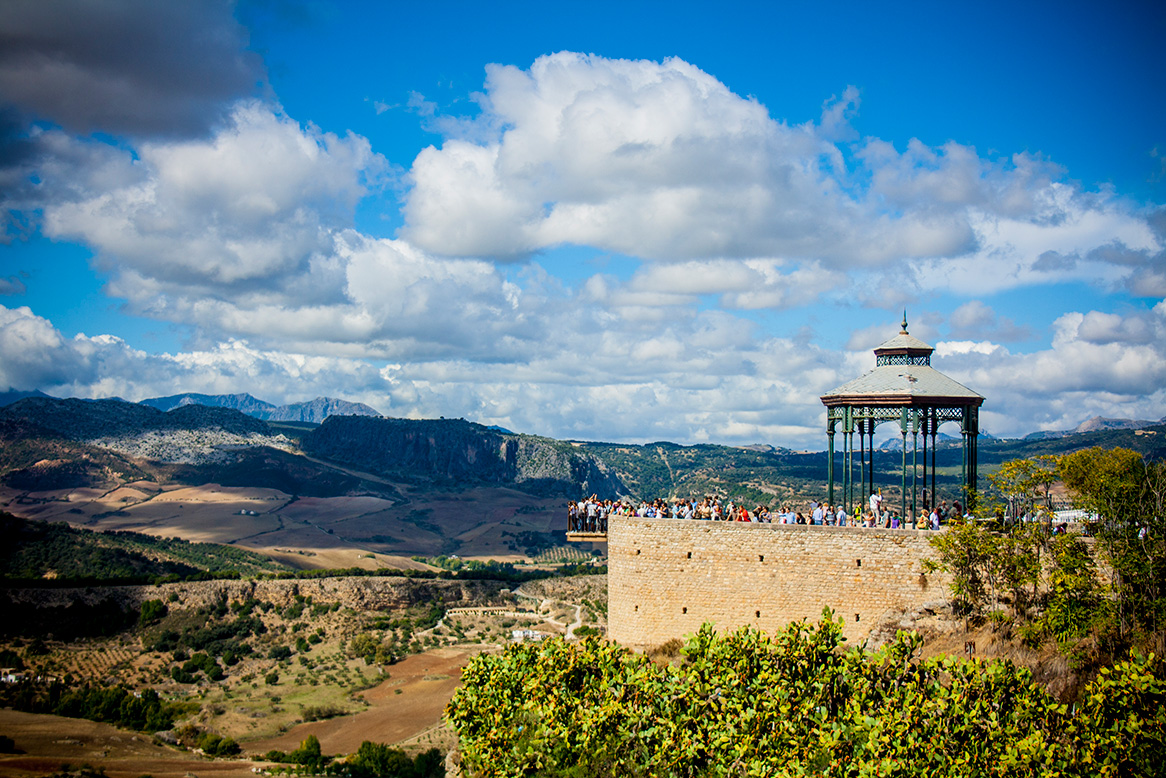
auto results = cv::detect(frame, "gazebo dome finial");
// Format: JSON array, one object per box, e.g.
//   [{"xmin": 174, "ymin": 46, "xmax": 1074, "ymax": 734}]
[{"xmin": 901, "ymin": 310, "xmax": 908, "ymax": 334}]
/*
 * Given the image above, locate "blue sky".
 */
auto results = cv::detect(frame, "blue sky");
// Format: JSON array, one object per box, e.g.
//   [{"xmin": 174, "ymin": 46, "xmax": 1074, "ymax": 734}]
[{"xmin": 1, "ymin": 0, "xmax": 1164, "ymax": 449}]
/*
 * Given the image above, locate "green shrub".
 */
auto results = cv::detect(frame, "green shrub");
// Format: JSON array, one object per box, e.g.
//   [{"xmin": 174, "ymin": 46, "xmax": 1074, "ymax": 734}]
[
  {"xmin": 139, "ymin": 599, "xmax": 168, "ymax": 626},
  {"xmin": 448, "ymin": 612, "xmax": 1166, "ymax": 777}
]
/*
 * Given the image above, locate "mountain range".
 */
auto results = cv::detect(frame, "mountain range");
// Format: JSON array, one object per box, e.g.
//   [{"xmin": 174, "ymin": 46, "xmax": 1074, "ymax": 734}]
[
  {"xmin": 138, "ymin": 392, "xmax": 382, "ymax": 423},
  {"xmin": 0, "ymin": 395, "xmax": 622, "ymax": 499},
  {"xmin": 0, "ymin": 389, "xmax": 380, "ymax": 425},
  {"xmin": 1023, "ymin": 415, "xmax": 1166, "ymax": 440},
  {"xmin": 1, "ymin": 391, "xmax": 1164, "ymax": 505}
]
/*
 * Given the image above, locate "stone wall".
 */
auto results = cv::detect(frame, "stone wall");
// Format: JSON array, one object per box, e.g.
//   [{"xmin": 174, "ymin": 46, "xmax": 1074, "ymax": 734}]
[{"xmin": 608, "ymin": 517, "xmax": 951, "ymax": 649}]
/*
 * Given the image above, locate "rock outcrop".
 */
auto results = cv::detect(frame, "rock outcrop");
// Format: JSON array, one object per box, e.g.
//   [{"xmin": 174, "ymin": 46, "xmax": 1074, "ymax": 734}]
[
  {"xmin": 0, "ymin": 397, "xmax": 293, "ymax": 465},
  {"xmin": 0, "ymin": 576, "xmax": 511, "ymax": 613},
  {"xmin": 303, "ymin": 416, "xmax": 625, "ymax": 498}
]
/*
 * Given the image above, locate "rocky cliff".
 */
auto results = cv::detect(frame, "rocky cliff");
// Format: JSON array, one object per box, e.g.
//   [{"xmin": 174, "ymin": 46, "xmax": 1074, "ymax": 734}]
[
  {"xmin": 0, "ymin": 397, "xmax": 292, "ymax": 465},
  {"xmin": 0, "ymin": 576, "xmax": 512, "ymax": 638},
  {"xmin": 0, "ymin": 575, "xmax": 508, "ymax": 613},
  {"xmin": 303, "ymin": 416, "xmax": 625, "ymax": 498}
]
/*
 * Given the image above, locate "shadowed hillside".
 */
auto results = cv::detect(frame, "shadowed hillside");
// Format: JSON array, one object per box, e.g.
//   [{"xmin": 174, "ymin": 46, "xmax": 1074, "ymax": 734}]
[{"xmin": 302, "ymin": 416, "xmax": 625, "ymax": 498}]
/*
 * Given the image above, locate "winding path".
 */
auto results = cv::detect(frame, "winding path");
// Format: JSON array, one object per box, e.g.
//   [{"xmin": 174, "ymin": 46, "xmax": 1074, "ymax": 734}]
[{"xmin": 512, "ymin": 588, "xmax": 584, "ymax": 639}]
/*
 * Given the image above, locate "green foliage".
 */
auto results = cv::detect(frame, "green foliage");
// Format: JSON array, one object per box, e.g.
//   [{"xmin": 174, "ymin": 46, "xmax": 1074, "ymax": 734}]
[
  {"xmin": 0, "ymin": 512, "xmax": 286, "ymax": 585},
  {"xmin": 1059, "ymin": 449, "xmax": 1166, "ymax": 642},
  {"xmin": 925, "ymin": 521, "xmax": 995, "ymax": 618},
  {"xmin": 301, "ymin": 704, "xmax": 345, "ymax": 722},
  {"xmin": 348, "ymin": 633, "xmax": 379, "ymax": 664},
  {"xmin": 0, "ymin": 648, "xmax": 24, "ymax": 670},
  {"xmin": 934, "ymin": 451, "xmax": 1166, "ymax": 660},
  {"xmin": 197, "ymin": 732, "xmax": 240, "ymax": 756},
  {"xmin": 139, "ymin": 599, "xmax": 168, "ymax": 626},
  {"xmin": 1066, "ymin": 651, "xmax": 1166, "ymax": 776},
  {"xmin": 0, "ymin": 681, "xmax": 173, "ymax": 732},
  {"xmin": 448, "ymin": 615, "xmax": 1166, "ymax": 777},
  {"xmin": 290, "ymin": 734, "xmax": 324, "ymax": 771},
  {"xmin": 1042, "ymin": 534, "xmax": 1113, "ymax": 645},
  {"xmin": 986, "ymin": 455, "xmax": 1059, "ymax": 524},
  {"xmin": 181, "ymin": 652, "xmax": 224, "ymax": 682},
  {"xmin": 346, "ymin": 741, "xmax": 444, "ymax": 778},
  {"xmin": 1060, "ymin": 447, "xmax": 1146, "ymax": 524}
]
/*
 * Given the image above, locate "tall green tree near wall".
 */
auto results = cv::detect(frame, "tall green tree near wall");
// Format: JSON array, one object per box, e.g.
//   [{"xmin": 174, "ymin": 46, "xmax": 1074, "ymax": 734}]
[{"xmin": 1060, "ymin": 448, "xmax": 1166, "ymax": 647}]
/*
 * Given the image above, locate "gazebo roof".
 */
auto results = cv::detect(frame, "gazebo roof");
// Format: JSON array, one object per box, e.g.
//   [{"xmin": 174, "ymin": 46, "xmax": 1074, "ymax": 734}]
[
  {"xmin": 874, "ymin": 331, "xmax": 934, "ymax": 354},
  {"xmin": 820, "ymin": 363, "xmax": 984, "ymax": 407}
]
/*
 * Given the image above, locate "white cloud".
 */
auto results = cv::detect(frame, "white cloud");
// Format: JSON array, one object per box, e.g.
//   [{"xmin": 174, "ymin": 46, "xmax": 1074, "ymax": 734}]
[
  {"xmin": 43, "ymin": 103, "xmax": 379, "ymax": 292},
  {"xmin": 947, "ymin": 300, "xmax": 1030, "ymax": 341},
  {"xmin": 402, "ymin": 52, "xmax": 888, "ymax": 265},
  {"xmin": 399, "ymin": 53, "xmax": 1163, "ymax": 310}
]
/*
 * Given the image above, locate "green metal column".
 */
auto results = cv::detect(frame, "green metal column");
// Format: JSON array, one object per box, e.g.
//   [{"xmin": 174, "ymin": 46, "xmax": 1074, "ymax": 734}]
[
  {"xmin": 900, "ymin": 408, "xmax": 908, "ymax": 521},
  {"xmin": 961, "ymin": 411, "xmax": 969, "ymax": 508},
  {"xmin": 826, "ymin": 420, "xmax": 835, "ymax": 505},
  {"xmin": 911, "ymin": 409, "xmax": 918, "ymax": 523},
  {"xmin": 858, "ymin": 416, "xmax": 866, "ymax": 508},
  {"xmin": 929, "ymin": 410, "xmax": 937, "ymax": 507},
  {"xmin": 845, "ymin": 407, "xmax": 854, "ymax": 511},
  {"xmin": 965, "ymin": 405, "xmax": 974, "ymax": 496}
]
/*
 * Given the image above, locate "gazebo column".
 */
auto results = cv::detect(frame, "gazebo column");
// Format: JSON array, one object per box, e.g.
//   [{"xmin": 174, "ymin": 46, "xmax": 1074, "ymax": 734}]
[
  {"xmin": 911, "ymin": 409, "xmax": 919, "ymax": 522},
  {"xmin": 968, "ymin": 405, "xmax": 979, "ymax": 498},
  {"xmin": 868, "ymin": 416, "xmax": 877, "ymax": 496},
  {"xmin": 930, "ymin": 411, "xmax": 938, "ymax": 506},
  {"xmin": 826, "ymin": 419, "xmax": 836, "ymax": 505},
  {"xmin": 961, "ymin": 411, "xmax": 971, "ymax": 506},
  {"xmin": 899, "ymin": 408, "xmax": 908, "ymax": 521},
  {"xmin": 920, "ymin": 409, "xmax": 928, "ymax": 510},
  {"xmin": 858, "ymin": 416, "xmax": 866, "ymax": 507},
  {"xmin": 845, "ymin": 407, "xmax": 854, "ymax": 511}
]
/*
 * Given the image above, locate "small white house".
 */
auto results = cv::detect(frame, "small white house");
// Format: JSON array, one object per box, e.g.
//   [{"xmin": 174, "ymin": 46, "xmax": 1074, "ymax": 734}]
[{"xmin": 511, "ymin": 629, "xmax": 547, "ymax": 643}]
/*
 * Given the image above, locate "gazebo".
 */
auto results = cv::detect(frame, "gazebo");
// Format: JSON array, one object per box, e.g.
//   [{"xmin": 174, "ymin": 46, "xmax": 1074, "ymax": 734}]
[{"xmin": 820, "ymin": 315, "xmax": 984, "ymax": 520}]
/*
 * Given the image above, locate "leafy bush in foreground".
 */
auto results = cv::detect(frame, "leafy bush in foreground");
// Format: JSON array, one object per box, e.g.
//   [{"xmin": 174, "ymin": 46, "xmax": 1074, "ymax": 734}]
[{"xmin": 447, "ymin": 612, "xmax": 1165, "ymax": 777}]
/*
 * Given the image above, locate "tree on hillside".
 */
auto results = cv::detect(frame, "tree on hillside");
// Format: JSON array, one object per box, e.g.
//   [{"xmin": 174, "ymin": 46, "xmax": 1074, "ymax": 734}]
[
  {"xmin": 986, "ymin": 454, "xmax": 1059, "ymax": 526},
  {"xmin": 346, "ymin": 741, "xmax": 444, "ymax": 778},
  {"xmin": 290, "ymin": 734, "xmax": 324, "ymax": 772},
  {"xmin": 1059, "ymin": 448, "xmax": 1166, "ymax": 647}
]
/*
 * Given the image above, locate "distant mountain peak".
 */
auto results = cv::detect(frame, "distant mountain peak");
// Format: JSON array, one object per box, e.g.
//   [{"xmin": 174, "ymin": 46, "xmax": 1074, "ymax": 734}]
[
  {"xmin": 141, "ymin": 392, "xmax": 276, "ymax": 416},
  {"xmin": 139, "ymin": 392, "xmax": 381, "ymax": 424},
  {"xmin": 1024, "ymin": 414, "xmax": 1165, "ymax": 441},
  {"xmin": 266, "ymin": 397, "xmax": 382, "ymax": 424},
  {"xmin": 1074, "ymin": 415, "xmax": 1161, "ymax": 434},
  {"xmin": 0, "ymin": 388, "xmax": 52, "ymax": 408}
]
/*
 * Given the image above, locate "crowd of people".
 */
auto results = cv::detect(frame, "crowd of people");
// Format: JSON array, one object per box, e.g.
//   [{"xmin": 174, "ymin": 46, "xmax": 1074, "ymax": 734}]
[{"xmin": 567, "ymin": 492, "xmax": 966, "ymax": 533}]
